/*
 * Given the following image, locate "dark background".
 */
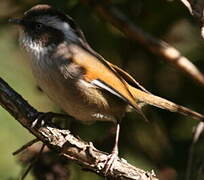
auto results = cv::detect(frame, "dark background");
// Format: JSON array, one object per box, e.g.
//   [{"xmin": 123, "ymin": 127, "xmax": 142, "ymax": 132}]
[{"xmin": 0, "ymin": 0, "xmax": 204, "ymax": 179}]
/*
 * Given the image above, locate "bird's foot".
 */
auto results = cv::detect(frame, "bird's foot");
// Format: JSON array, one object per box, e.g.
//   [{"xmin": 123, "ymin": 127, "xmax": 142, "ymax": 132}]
[
  {"xmin": 103, "ymin": 150, "xmax": 119, "ymax": 175},
  {"xmin": 30, "ymin": 112, "xmax": 53, "ymax": 128},
  {"xmin": 30, "ymin": 112, "xmax": 69, "ymax": 128}
]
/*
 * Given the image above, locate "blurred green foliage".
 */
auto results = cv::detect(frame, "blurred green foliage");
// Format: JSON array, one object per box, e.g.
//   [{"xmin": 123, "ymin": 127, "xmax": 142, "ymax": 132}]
[{"xmin": 0, "ymin": 0, "xmax": 204, "ymax": 179}]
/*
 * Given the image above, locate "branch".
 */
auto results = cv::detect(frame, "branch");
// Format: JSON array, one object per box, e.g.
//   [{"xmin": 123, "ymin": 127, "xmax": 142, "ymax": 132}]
[
  {"xmin": 186, "ymin": 121, "xmax": 204, "ymax": 180},
  {"xmin": 178, "ymin": 2, "xmax": 204, "ymax": 179},
  {"xmin": 180, "ymin": 0, "xmax": 194, "ymax": 15},
  {"xmin": 0, "ymin": 77, "xmax": 158, "ymax": 180},
  {"xmin": 180, "ymin": 0, "xmax": 203, "ymax": 18},
  {"xmin": 80, "ymin": 0, "xmax": 204, "ymax": 87},
  {"xmin": 179, "ymin": 0, "xmax": 204, "ymax": 38}
]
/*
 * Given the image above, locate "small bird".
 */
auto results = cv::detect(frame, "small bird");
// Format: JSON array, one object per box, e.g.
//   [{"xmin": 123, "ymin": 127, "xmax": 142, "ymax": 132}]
[{"xmin": 9, "ymin": 4, "xmax": 204, "ymax": 173}]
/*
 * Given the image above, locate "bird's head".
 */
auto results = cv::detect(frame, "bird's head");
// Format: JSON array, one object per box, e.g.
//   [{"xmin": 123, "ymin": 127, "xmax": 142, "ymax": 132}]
[{"xmin": 9, "ymin": 4, "xmax": 86, "ymax": 55}]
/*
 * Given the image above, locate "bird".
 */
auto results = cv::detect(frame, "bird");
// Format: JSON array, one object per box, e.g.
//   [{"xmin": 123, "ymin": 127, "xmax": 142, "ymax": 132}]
[{"xmin": 9, "ymin": 4, "xmax": 204, "ymax": 174}]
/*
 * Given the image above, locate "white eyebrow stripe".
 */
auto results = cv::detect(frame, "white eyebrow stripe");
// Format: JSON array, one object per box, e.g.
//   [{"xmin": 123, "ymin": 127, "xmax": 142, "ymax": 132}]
[
  {"xmin": 35, "ymin": 15, "xmax": 78, "ymax": 42},
  {"xmin": 37, "ymin": 15, "xmax": 71, "ymax": 32}
]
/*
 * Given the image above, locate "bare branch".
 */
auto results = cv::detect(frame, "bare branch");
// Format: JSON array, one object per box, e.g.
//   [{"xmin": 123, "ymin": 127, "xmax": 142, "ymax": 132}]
[
  {"xmin": 180, "ymin": 0, "xmax": 204, "ymax": 38},
  {"xmin": 180, "ymin": 0, "xmax": 194, "ymax": 14},
  {"xmin": 80, "ymin": 0, "xmax": 204, "ymax": 87},
  {"xmin": 12, "ymin": 138, "xmax": 39, "ymax": 156},
  {"xmin": 179, "ymin": 0, "xmax": 204, "ymax": 18},
  {"xmin": 178, "ymin": 2, "xmax": 204, "ymax": 179},
  {"xmin": 0, "ymin": 77, "xmax": 158, "ymax": 180},
  {"xmin": 186, "ymin": 121, "xmax": 204, "ymax": 180}
]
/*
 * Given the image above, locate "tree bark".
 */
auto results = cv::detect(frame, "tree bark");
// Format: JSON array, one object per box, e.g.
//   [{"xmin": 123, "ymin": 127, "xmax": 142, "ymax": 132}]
[{"xmin": 0, "ymin": 77, "xmax": 158, "ymax": 180}]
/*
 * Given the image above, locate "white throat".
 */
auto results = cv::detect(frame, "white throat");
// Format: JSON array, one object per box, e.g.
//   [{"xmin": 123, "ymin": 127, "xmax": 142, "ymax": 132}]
[{"xmin": 19, "ymin": 31, "xmax": 50, "ymax": 61}]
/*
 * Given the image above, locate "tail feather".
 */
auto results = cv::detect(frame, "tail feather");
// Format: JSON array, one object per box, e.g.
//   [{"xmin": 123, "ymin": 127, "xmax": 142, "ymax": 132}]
[{"xmin": 128, "ymin": 85, "xmax": 204, "ymax": 121}]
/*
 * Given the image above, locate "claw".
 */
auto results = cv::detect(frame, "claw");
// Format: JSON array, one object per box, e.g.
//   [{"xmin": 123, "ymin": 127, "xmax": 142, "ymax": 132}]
[
  {"xmin": 103, "ymin": 151, "xmax": 119, "ymax": 175},
  {"xmin": 30, "ymin": 112, "xmax": 73, "ymax": 128},
  {"xmin": 30, "ymin": 112, "xmax": 55, "ymax": 128}
]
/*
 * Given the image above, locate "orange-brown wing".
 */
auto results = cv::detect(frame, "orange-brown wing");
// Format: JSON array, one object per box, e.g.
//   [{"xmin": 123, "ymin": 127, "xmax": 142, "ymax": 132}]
[
  {"xmin": 69, "ymin": 45, "xmax": 136, "ymax": 107},
  {"xmin": 104, "ymin": 60, "xmax": 151, "ymax": 94},
  {"xmin": 69, "ymin": 44, "xmax": 148, "ymax": 121}
]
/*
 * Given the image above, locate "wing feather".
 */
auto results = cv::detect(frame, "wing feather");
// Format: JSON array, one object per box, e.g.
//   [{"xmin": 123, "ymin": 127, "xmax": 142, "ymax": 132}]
[
  {"xmin": 69, "ymin": 44, "xmax": 148, "ymax": 121},
  {"xmin": 104, "ymin": 60, "xmax": 151, "ymax": 94}
]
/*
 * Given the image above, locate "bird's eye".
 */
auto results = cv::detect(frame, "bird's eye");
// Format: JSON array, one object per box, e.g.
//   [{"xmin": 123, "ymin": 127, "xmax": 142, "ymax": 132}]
[{"xmin": 35, "ymin": 23, "xmax": 42, "ymax": 30}]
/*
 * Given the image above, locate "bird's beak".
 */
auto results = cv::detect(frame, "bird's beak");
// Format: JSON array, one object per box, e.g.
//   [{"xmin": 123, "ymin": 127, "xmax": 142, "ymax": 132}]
[{"xmin": 9, "ymin": 18, "xmax": 24, "ymax": 25}]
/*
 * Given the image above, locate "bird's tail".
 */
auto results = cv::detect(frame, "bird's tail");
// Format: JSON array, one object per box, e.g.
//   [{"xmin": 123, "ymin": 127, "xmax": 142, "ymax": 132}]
[{"xmin": 128, "ymin": 85, "xmax": 204, "ymax": 121}]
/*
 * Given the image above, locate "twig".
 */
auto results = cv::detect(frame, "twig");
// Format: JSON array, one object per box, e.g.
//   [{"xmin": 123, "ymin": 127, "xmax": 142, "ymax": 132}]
[
  {"xmin": 177, "ymin": 1, "xmax": 204, "ymax": 179},
  {"xmin": 180, "ymin": 0, "xmax": 194, "ymax": 15},
  {"xmin": 21, "ymin": 144, "xmax": 45, "ymax": 180},
  {"xmin": 186, "ymin": 122, "xmax": 204, "ymax": 180},
  {"xmin": 0, "ymin": 77, "xmax": 158, "ymax": 180},
  {"xmin": 80, "ymin": 0, "xmax": 204, "ymax": 87},
  {"xmin": 13, "ymin": 138, "xmax": 39, "ymax": 156},
  {"xmin": 179, "ymin": 0, "xmax": 204, "ymax": 38},
  {"xmin": 179, "ymin": 0, "xmax": 203, "ymax": 18}
]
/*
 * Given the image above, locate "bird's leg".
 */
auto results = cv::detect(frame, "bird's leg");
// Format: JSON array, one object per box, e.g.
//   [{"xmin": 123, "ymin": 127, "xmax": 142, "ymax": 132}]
[{"xmin": 103, "ymin": 123, "xmax": 120, "ymax": 175}]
